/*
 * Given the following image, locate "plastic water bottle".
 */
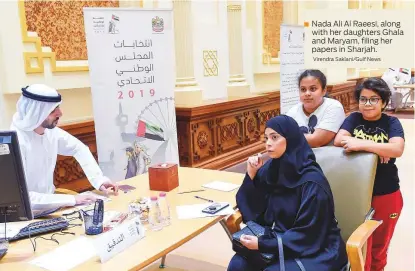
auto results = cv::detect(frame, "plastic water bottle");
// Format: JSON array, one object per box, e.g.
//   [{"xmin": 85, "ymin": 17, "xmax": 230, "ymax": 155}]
[
  {"xmin": 148, "ymin": 196, "xmax": 162, "ymax": 231},
  {"xmin": 158, "ymin": 192, "xmax": 171, "ymax": 226}
]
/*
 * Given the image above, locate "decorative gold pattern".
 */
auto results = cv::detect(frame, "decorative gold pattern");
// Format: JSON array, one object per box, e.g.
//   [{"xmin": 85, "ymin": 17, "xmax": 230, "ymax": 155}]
[
  {"xmin": 18, "ymin": 0, "xmax": 118, "ymax": 73},
  {"xmin": 262, "ymin": 0, "xmax": 283, "ymax": 64},
  {"xmin": 197, "ymin": 131, "xmax": 209, "ymax": 149},
  {"xmin": 203, "ymin": 50, "xmax": 219, "ymax": 76},
  {"xmin": 24, "ymin": 1, "xmax": 118, "ymax": 61},
  {"xmin": 227, "ymin": 4, "xmax": 242, "ymax": 11}
]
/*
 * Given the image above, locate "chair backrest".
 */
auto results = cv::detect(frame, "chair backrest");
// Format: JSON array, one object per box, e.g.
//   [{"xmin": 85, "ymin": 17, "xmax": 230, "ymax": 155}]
[
  {"xmin": 312, "ymin": 146, "xmax": 377, "ymax": 241},
  {"xmin": 224, "ymin": 147, "xmax": 377, "ymax": 241}
]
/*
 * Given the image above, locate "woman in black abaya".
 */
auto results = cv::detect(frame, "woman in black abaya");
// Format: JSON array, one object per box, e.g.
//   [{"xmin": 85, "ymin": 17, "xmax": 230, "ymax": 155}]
[{"xmin": 228, "ymin": 115, "xmax": 348, "ymax": 271}]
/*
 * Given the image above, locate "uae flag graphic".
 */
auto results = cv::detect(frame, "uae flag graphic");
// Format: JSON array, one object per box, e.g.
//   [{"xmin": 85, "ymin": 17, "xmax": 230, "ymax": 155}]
[{"xmin": 137, "ymin": 120, "xmax": 165, "ymax": 141}]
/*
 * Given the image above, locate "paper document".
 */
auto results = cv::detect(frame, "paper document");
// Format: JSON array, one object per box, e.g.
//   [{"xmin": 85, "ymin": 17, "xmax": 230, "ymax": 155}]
[
  {"xmin": 79, "ymin": 191, "xmax": 111, "ymax": 203},
  {"xmin": 202, "ymin": 181, "xmax": 240, "ymax": 192},
  {"xmin": 0, "ymin": 220, "xmax": 32, "ymax": 239},
  {"xmin": 61, "ymin": 192, "xmax": 112, "ymax": 215},
  {"xmin": 176, "ymin": 202, "xmax": 234, "ymax": 219},
  {"xmin": 103, "ymin": 210, "xmax": 121, "ymax": 225},
  {"xmin": 29, "ymin": 236, "xmax": 97, "ymax": 271}
]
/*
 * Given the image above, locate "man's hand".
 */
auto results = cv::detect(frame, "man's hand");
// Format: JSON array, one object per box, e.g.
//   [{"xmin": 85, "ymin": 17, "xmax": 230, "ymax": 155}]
[
  {"xmin": 240, "ymin": 234, "xmax": 259, "ymax": 250},
  {"xmin": 99, "ymin": 181, "xmax": 119, "ymax": 196},
  {"xmin": 340, "ymin": 137, "xmax": 366, "ymax": 153},
  {"xmin": 75, "ymin": 194, "xmax": 97, "ymax": 205},
  {"xmin": 247, "ymin": 154, "xmax": 263, "ymax": 180}
]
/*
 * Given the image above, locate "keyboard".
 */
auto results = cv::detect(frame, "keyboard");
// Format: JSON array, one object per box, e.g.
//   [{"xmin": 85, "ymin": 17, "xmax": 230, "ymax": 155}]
[
  {"xmin": 9, "ymin": 217, "xmax": 69, "ymax": 241},
  {"xmin": 0, "ymin": 240, "xmax": 8, "ymax": 259}
]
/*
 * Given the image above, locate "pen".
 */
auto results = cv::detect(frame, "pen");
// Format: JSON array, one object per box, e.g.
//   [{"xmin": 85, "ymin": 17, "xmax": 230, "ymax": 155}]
[
  {"xmin": 194, "ymin": 195, "xmax": 214, "ymax": 203},
  {"xmin": 177, "ymin": 189, "xmax": 205, "ymax": 194}
]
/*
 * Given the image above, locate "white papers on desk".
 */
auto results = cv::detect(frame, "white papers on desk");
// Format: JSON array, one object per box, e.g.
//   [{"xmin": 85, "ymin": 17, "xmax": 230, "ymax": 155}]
[
  {"xmin": 29, "ymin": 236, "xmax": 96, "ymax": 271},
  {"xmin": 202, "ymin": 181, "xmax": 240, "ymax": 192},
  {"xmin": 79, "ymin": 191, "xmax": 112, "ymax": 203},
  {"xmin": 0, "ymin": 220, "xmax": 32, "ymax": 239},
  {"xmin": 176, "ymin": 202, "xmax": 234, "ymax": 219},
  {"xmin": 61, "ymin": 191, "xmax": 111, "ymax": 215}
]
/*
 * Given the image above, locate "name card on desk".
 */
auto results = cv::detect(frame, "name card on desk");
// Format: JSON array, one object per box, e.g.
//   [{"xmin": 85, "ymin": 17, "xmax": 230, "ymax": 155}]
[{"xmin": 93, "ymin": 217, "xmax": 145, "ymax": 263}]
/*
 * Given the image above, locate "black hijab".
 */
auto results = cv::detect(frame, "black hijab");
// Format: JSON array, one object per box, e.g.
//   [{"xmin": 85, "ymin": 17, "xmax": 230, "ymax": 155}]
[{"xmin": 236, "ymin": 115, "xmax": 334, "ymax": 222}]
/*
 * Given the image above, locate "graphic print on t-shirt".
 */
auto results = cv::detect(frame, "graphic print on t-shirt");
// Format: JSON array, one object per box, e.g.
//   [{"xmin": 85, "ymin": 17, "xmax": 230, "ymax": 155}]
[{"xmin": 353, "ymin": 125, "xmax": 389, "ymax": 143}]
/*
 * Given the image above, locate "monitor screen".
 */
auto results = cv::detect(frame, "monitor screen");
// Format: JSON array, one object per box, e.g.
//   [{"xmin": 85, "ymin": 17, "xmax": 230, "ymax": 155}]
[{"xmin": 0, "ymin": 131, "xmax": 33, "ymax": 223}]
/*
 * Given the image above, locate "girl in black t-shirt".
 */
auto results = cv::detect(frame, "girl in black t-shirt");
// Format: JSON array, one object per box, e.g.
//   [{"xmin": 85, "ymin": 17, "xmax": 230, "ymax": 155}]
[{"xmin": 334, "ymin": 78, "xmax": 405, "ymax": 271}]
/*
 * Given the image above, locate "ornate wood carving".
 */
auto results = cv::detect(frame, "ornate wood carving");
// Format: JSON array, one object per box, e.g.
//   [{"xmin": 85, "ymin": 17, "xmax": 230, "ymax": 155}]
[
  {"xmin": 220, "ymin": 122, "xmax": 238, "ymax": 142},
  {"xmin": 197, "ymin": 131, "xmax": 209, "ymax": 149},
  {"xmin": 247, "ymin": 118, "xmax": 255, "ymax": 133},
  {"xmin": 177, "ymin": 120, "xmax": 190, "ymax": 164},
  {"xmin": 243, "ymin": 110, "xmax": 261, "ymax": 146},
  {"xmin": 176, "ymin": 92, "xmax": 280, "ymax": 169},
  {"xmin": 327, "ymin": 81, "xmax": 358, "ymax": 115},
  {"xmin": 191, "ymin": 120, "xmax": 216, "ymax": 164},
  {"xmin": 53, "ymin": 120, "xmax": 97, "ymax": 192}
]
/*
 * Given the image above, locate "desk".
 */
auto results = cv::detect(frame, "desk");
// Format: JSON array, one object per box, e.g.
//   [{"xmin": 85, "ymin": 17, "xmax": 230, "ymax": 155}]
[
  {"xmin": 1, "ymin": 167, "xmax": 244, "ymax": 271},
  {"xmin": 393, "ymin": 84, "xmax": 415, "ymax": 112}
]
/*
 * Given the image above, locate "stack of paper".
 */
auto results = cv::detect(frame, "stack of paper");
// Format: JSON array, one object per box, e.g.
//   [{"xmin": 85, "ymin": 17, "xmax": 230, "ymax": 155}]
[
  {"xmin": 79, "ymin": 191, "xmax": 111, "ymax": 203},
  {"xmin": 202, "ymin": 181, "xmax": 240, "ymax": 192},
  {"xmin": 0, "ymin": 220, "xmax": 32, "ymax": 239},
  {"xmin": 29, "ymin": 237, "xmax": 97, "ymax": 271}
]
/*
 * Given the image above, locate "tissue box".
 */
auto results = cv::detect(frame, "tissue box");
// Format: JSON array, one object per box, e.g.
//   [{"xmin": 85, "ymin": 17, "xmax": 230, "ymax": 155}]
[{"xmin": 148, "ymin": 163, "xmax": 179, "ymax": 192}]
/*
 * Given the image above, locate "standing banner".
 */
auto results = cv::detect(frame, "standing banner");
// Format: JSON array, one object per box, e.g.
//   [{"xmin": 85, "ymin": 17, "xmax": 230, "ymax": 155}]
[
  {"xmin": 279, "ymin": 24, "xmax": 305, "ymax": 114},
  {"xmin": 84, "ymin": 8, "xmax": 179, "ymax": 181}
]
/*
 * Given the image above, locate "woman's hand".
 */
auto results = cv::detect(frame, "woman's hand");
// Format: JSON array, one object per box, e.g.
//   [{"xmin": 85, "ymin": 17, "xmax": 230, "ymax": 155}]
[
  {"xmin": 379, "ymin": 156, "xmax": 390, "ymax": 164},
  {"xmin": 240, "ymin": 234, "xmax": 259, "ymax": 250},
  {"xmin": 247, "ymin": 154, "xmax": 263, "ymax": 180}
]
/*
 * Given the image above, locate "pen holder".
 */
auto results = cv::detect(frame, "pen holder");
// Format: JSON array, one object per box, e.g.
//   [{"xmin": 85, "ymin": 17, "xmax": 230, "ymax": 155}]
[
  {"xmin": 148, "ymin": 163, "xmax": 179, "ymax": 192},
  {"xmin": 81, "ymin": 199, "xmax": 104, "ymax": 235}
]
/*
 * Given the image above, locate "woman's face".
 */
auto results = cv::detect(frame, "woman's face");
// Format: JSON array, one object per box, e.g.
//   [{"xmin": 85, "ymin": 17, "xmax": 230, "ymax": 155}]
[
  {"xmin": 134, "ymin": 144, "xmax": 142, "ymax": 153},
  {"xmin": 358, "ymin": 88, "xmax": 385, "ymax": 121},
  {"xmin": 299, "ymin": 76, "xmax": 326, "ymax": 114},
  {"xmin": 264, "ymin": 128, "xmax": 287, "ymax": 159}
]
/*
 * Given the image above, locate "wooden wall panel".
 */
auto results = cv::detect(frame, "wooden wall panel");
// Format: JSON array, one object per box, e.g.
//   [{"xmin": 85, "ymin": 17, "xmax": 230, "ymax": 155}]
[
  {"xmin": 55, "ymin": 82, "xmax": 357, "ymax": 192},
  {"xmin": 176, "ymin": 120, "xmax": 190, "ymax": 165},
  {"xmin": 216, "ymin": 115, "xmax": 243, "ymax": 155},
  {"xmin": 176, "ymin": 92, "xmax": 281, "ymax": 169},
  {"xmin": 191, "ymin": 120, "xmax": 216, "ymax": 164},
  {"xmin": 243, "ymin": 110, "xmax": 261, "ymax": 146},
  {"xmin": 54, "ymin": 120, "xmax": 96, "ymax": 192},
  {"xmin": 327, "ymin": 81, "xmax": 358, "ymax": 115}
]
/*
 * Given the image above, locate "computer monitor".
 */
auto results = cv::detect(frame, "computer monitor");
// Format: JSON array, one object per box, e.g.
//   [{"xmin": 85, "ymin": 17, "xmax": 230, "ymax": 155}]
[{"xmin": 0, "ymin": 131, "xmax": 33, "ymax": 223}]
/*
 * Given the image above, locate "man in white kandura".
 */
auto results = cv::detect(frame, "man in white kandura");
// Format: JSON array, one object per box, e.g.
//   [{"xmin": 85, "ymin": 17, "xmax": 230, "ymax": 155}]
[{"xmin": 10, "ymin": 84, "xmax": 118, "ymax": 217}]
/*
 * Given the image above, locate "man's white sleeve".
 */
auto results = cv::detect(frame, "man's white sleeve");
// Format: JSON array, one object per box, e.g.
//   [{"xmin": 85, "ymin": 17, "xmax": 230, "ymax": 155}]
[
  {"xmin": 29, "ymin": 192, "xmax": 76, "ymax": 215},
  {"xmin": 17, "ymin": 142, "xmax": 76, "ymax": 213},
  {"xmin": 56, "ymin": 128, "xmax": 108, "ymax": 190}
]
